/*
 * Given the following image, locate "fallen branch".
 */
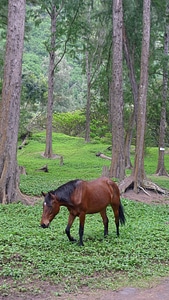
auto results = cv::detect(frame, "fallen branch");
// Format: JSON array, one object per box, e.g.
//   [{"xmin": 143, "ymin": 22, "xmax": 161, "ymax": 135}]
[
  {"xmin": 18, "ymin": 131, "xmax": 31, "ymax": 149},
  {"xmin": 96, "ymin": 152, "xmax": 112, "ymax": 160}
]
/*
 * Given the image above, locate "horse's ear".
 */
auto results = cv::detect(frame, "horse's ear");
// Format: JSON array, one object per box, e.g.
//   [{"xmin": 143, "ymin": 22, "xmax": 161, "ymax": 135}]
[
  {"xmin": 42, "ymin": 192, "xmax": 46, "ymax": 197},
  {"xmin": 49, "ymin": 192, "xmax": 56, "ymax": 200}
]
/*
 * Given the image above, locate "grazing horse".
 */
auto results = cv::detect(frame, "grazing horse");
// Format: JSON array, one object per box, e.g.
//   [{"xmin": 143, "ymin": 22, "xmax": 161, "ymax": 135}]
[{"xmin": 41, "ymin": 177, "xmax": 125, "ymax": 246}]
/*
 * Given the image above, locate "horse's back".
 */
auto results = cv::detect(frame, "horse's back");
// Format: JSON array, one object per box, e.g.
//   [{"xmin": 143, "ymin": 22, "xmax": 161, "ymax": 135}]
[
  {"xmin": 89, "ymin": 177, "xmax": 119, "ymax": 194},
  {"xmin": 77, "ymin": 177, "xmax": 120, "ymax": 213}
]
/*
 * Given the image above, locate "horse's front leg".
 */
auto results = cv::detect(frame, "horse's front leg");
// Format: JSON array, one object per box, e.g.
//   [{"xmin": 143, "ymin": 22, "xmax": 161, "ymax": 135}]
[
  {"xmin": 79, "ymin": 212, "xmax": 86, "ymax": 246},
  {"xmin": 65, "ymin": 213, "xmax": 76, "ymax": 242}
]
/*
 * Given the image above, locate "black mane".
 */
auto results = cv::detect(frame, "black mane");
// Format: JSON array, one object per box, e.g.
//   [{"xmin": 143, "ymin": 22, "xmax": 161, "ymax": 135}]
[{"xmin": 45, "ymin": 179, "xmax": 81, "ymax": 206}]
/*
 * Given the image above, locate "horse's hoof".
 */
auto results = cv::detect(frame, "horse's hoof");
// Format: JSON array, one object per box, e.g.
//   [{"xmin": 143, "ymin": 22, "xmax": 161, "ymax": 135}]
[
  {"xmin": 70, "ymin": 238, "xmax": 77, "ymax": 243},
  {"xmin": 79, "ymin": 242, "xmax": 84, "ymax": 246},
  {"xmin": 104, "ymin": 234, "xmax": 108, "ymax": 238}
]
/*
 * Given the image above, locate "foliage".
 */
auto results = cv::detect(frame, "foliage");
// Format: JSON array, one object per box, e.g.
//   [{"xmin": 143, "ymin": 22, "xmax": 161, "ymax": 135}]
[
  {"xmin": 19, "ymin": 72, "xmax": 48, "ymax": 138},
  {"xmin": 0, "ymin": 199, "xmax": 169, "ymax": 295},
  {"xmin": 52, "ymin": 56, "xmax": 86, "ymax": 113},
  {"xmin": 1, "ymin": 132, "xmax": 169, "ymax": 294},
  {"xmin": 53, "ymin": 111, "xmax": 85, "ymax": 136},
  {"xmin": 0, "ymin": 0, "xmax": 169, "ymax": 149},
  {"xmin": 0, "ymin": 200, "xmax": 169, "ymax": 290},
  {"xmin": 34, "ymin": 109, "xmax": 111, "ymax": 141}
]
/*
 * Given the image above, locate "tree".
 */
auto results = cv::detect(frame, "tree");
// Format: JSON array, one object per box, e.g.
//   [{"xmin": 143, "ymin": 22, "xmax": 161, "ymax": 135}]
[
  {"xmin": 85, "ymin": 50, "xmax": 91, "ymax": 142},
  {"xmin": 156, "ymin": 1, "xmax": 169, "ymax": 176},
  {"xmin": 84, "ymin": 10, "xmax": 102, "ymax": 143},
  {"xmin": 110, "ymin": 0, "xmax": 125, "ymax": 180},
  {"xmin": 123, "ymin": 25, "xmax": 139, "ymax": 169},
  {"xmin": 41, "ymin": 0, "xmax": 84, "ymax": 157},
  {"xmin": 0, "ymin": 0, "xmax": 26, "ymax": 203},
  {"xmin": 44, "ymin": 2, "xmax": 58, "ymax": 158},
  {"xmin": 133, "ymin": 0, "xmax": 151, "ymax": 192}
]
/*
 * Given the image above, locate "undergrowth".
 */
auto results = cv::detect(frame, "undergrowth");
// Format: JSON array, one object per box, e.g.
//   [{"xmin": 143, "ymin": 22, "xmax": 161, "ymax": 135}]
[
  {"xmin": 0, "ymin": 200, "xmax": 169, "ymax": 293},
  {"xmin": 0, "ymin": 132, "xmax": 169, "ymax": 295}
]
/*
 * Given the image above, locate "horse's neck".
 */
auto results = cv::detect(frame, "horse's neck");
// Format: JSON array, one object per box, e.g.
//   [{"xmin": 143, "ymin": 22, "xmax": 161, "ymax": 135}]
[{"xmin": 59, "ymin": 200, "xmax": 74, "ymax": 209}]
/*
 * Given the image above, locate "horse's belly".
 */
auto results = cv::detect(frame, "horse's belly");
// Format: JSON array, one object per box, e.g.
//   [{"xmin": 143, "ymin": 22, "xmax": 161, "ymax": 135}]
[{"xmin": 86, "ymin": 201, "xmax": 110, "ymax": 214}]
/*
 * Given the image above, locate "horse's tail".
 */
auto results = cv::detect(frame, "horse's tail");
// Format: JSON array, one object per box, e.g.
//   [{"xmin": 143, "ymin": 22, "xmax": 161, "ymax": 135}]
[
  {"xmin": 107, "ymin": 178, "xmax": 126, "ymax": 226},
  {"xmin": 119, "ymin": 201, "xmax": 126, "ymax": 225}
]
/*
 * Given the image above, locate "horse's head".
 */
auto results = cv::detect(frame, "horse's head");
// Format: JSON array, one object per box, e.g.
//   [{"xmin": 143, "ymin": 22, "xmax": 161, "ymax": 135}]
[{"xmin": 40, "ymin": 192, "xmax": 60, "ymax": 228}]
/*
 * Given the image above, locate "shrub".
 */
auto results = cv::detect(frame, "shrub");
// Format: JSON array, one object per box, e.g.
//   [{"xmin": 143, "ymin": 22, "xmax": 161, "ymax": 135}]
[{"xmin": 53, "ymin": 111, "xmax": 86, "ymax": 136}]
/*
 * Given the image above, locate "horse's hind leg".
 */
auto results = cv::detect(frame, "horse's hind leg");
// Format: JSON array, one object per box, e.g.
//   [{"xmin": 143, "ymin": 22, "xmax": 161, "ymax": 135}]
[
  {"xmin": 65, "ymin": 214, "xmax": 76, "ymax": 242},
  {"xmin": 100, "ymin": 209, "xmax": 109, "ymax": 237},
  {"xmin": 111, "ymin": 204, "xmax": 119, "ymax": 236}
]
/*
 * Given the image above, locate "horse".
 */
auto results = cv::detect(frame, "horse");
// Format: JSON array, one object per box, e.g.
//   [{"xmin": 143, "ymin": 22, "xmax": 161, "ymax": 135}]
[{"xmin": 40, "ymin": 177, "xmax": 125, "ymax": 246}]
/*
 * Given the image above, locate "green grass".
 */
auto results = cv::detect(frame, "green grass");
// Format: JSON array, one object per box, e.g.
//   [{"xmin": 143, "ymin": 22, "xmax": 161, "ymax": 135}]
[
  {"xmin": 0, "ymin": 200, "xmax": 169, "ymax": 293},
  {"xmin": 18, "ymin": 132, "xmax": 112, "ymax": 195},
  {"xmin": 0, "ymin": 132, "xmax": 169, "ymax": 295}
]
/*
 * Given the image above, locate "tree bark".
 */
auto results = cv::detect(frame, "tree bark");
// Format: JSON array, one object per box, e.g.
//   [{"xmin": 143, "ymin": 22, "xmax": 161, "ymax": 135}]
[
  {"xmin": 133, "ymin": 0, "xmax": 151, "ymax": 192},
  {"xmin": 110, "ymin": 0, "xmax": 125, "ymax": 180},
  {"xmin": 44, "ymin": 4, "xmax": 56, "ymax": 158},
  {"xmin": 156, "ymin": 1, "xmax": 169, "ymax": 176},
  {"xmin": 0, "ymin": 0, "xmax": 26, "ymax": 203},
  {"xmin": 123, "ymin": 25, "xmax": 139, "ymax": 169},
  {"xmin": 85, "ymin": 51, "xmax": 91, "ymax": 142}
]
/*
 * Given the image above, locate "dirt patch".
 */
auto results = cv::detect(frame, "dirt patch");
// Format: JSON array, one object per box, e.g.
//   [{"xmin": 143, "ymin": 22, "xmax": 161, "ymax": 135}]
[
  {"xmin": 57, "ymin": 278, "xmax": 169, "ymax": 300},
  {"xmin": 1, "ymin": 277, "xmax": 169, "ymax": 300},
  {"xmin": 122, "ymin": 188, "xmax": 169, "ymax": 205}
]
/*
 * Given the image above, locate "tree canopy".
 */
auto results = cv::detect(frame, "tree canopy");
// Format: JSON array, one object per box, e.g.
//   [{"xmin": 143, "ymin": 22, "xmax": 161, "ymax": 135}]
[{"xmin": 0, "ymin": 0, "xmax": 169, "ymax": 202}]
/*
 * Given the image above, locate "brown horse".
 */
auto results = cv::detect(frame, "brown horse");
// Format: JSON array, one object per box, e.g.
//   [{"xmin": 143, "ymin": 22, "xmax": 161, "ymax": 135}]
[{"xmin": 41, "ymin": 177, "xmax": 125, "ymax": 246}]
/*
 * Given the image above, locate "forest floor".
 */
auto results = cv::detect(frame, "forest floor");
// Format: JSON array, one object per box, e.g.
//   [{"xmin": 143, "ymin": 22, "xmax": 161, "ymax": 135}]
[{"xmin": 1, "ymin": 189, "xmax": 169, "ymax": 300}]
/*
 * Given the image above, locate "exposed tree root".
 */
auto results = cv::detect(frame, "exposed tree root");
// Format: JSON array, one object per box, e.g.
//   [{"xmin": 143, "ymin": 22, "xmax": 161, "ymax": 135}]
[
  {"xmin": 118, "ymin": 175, "xmax": 134, "ymax": 193},
  {"xmin": 142, "ymin": 179, "xmax": 168, "ymax": 194},
  {"xmin": 156, "ymin": 170, "xmax": 169, "ymax": 176},
  {"xmin": 138, "ymin": 185, "xmax": 151, "ymax": 196},
  {"xmin": 16, "ymin": 186, "xmax": 38, "ymax": 205},
  {"xmin": 37, "ymin": 164, "xmax": 48, "ymax": 172},
  {"xmin": 118, "ymin": 175, "xmax": 168, "ymax": 196}
]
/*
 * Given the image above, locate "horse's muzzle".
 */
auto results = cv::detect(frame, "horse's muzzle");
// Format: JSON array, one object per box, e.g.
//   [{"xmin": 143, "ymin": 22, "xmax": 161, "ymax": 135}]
[{"xmin": 41, "ymin": 223, "xmax": 49, "ymax": 228}]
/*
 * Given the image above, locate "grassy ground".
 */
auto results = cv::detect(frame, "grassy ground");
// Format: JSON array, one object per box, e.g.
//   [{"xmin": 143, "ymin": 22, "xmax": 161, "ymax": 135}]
[{"xmin": 0, "ymin": 132, "xmax": 169, "ymax": 296}]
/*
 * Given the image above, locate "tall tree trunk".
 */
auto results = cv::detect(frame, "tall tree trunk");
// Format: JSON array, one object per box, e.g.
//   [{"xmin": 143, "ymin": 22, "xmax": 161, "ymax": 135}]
[
  {"xmin": 124, "ymin": 110, "xmax": 135, "ymax": 169},
  {"xmin": 110, "ymin": 0, "xmax": 125, "ymax": 180},
  {"xmin": 0, "ymin": 0, "xmax": 25, "ymax": 203},
  {"xmin": 133, "ymin": 0, "xmax": 151, "ymax": 192},
  {"xmin": 85, "ymin": 51, "xmax": 91, "ymax": 142},
  {"xmin": 156, "ymin": 2, "xmax": 169, "ymax": 176},
  {"xmin": 44, "ymin": 4, "xmax": 56, "ymax": 158},
  {"xmin": 123, "ymin": 25, "xmax": 139, "ymax": 169}
]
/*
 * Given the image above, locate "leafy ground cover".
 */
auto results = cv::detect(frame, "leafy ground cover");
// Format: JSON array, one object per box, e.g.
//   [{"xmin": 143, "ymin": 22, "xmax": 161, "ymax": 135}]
[
  {"xmin": 0, "ymin": 200, "xmax": 169, "ymax": 296},
  {"xmin": 0, "ymin": 132, "xmax": 169, "ymax": 298}
]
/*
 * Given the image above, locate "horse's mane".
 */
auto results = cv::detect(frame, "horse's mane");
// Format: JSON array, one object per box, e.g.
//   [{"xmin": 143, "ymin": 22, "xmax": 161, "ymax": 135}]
[{"xmin": 52, "ymin": 179, "xmax": 81, "ymax": 204}]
